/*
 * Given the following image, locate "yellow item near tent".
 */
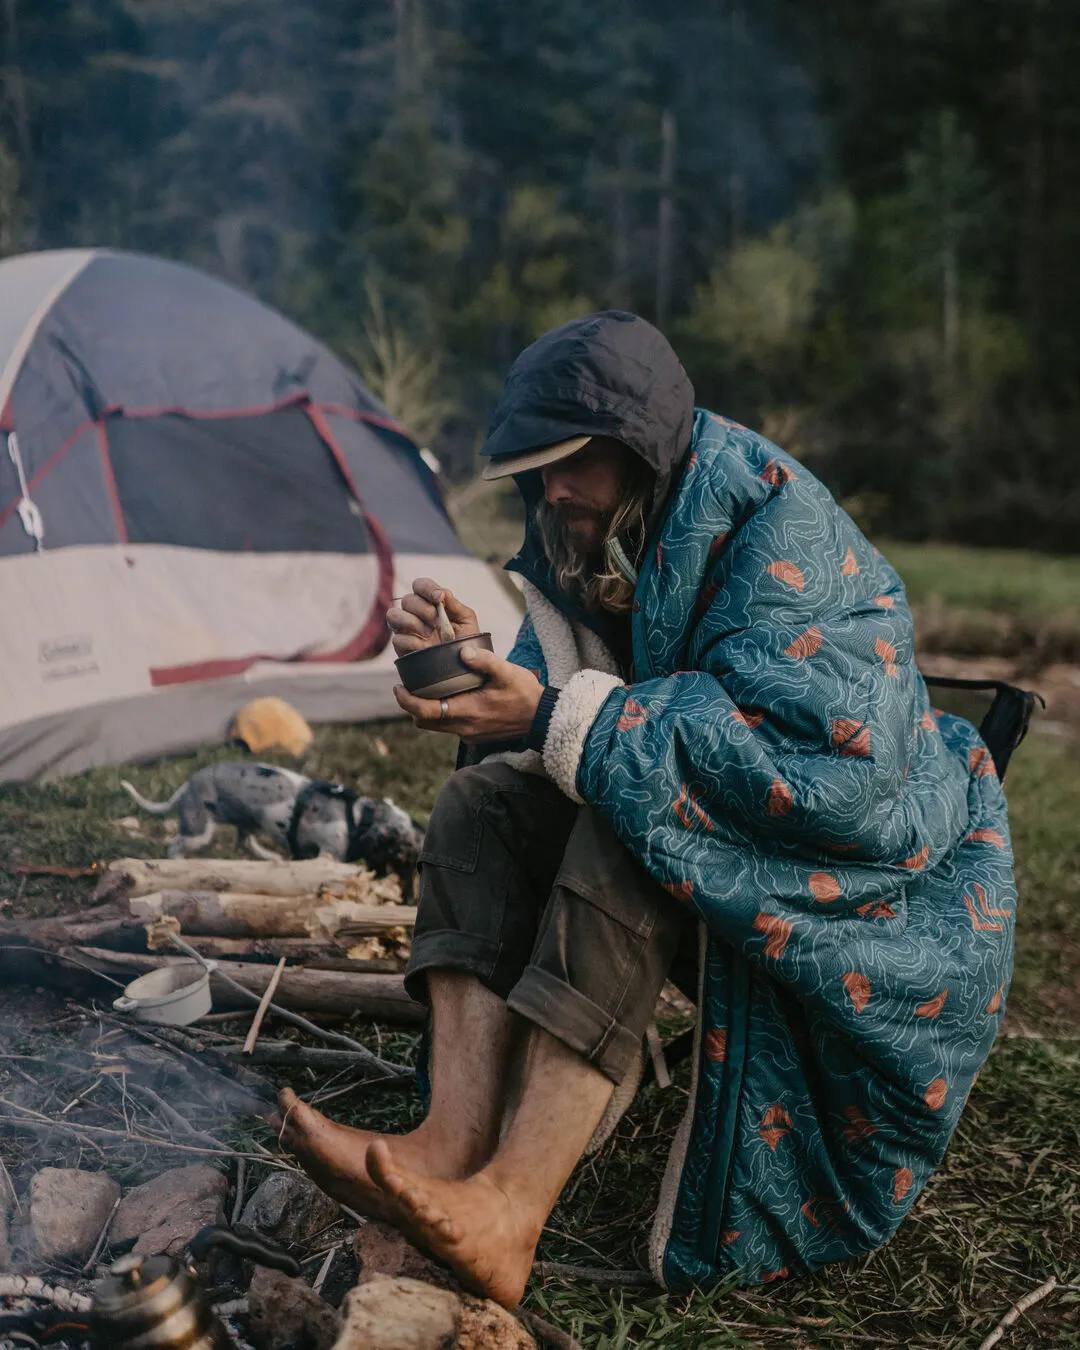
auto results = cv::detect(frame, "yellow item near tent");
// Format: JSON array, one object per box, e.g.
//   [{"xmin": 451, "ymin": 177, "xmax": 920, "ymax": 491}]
[{"xmin": 230, "ymin": 697, "xmax": 313, "ymax": 757}]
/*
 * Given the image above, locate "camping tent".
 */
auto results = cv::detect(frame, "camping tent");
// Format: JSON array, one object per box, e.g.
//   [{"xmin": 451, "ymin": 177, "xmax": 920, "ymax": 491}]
[{"xmin": 0, "ymin": 249, "xmax": 522, "ymax": 782}]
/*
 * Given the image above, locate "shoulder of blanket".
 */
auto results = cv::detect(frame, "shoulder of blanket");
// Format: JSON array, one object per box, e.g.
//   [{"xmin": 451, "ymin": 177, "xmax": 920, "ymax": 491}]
[
  {"xmin": 685, "ymin": 408, "xmax": 819, "ymax": 507},
  {"xmin": 677, "ymin": 408, "xmax": 910, "ymax": 614}
]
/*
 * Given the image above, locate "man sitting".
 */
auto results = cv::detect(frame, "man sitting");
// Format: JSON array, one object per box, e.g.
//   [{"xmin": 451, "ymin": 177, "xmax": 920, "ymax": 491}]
[{"xmin": 277, "ymin": 312, "xmax": 1016, "ymax": 1307}]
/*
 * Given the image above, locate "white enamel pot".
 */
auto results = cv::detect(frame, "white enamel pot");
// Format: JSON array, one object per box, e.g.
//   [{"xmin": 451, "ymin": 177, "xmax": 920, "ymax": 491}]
[{"xmin": 112, "ymin": 959, "xmax": 214, "ymax": 1026}]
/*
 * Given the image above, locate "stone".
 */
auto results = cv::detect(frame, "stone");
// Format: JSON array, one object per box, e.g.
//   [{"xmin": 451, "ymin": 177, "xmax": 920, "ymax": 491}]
[
  {"xmin": 458, "ymin": 1297, "xmax": 536, "ymax": 1350},
  {"xmin": 240, "ymin": 1170, "xmax": 341, "ymax": 1248},
  {"xmin": 332, "ymin": 1275, "xmax": 461, "ymax": 1350},
  {"xmin": 247, "ymin": 1266, "xmax": 341, "ymax": 1350},
  {"xmin": 111, "ymin": 1164, "xmax": 226, "ymax": 1257},
  {"xmin": 354, "ymin": 1221, "xmax": 454, "ymax": 1289},
  {"xmin": 29, "ymin": 1168, "xmax": 120, "ymax": 1264}
]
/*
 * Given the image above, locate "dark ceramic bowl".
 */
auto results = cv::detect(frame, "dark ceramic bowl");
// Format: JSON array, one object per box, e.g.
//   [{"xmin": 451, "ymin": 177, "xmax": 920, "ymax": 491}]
[{"xmin": 394, "ymin": 632, "xmax": 494, "ymax": 699}]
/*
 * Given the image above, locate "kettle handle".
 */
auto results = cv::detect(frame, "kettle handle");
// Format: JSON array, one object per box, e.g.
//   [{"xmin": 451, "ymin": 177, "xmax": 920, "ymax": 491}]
[{"xmin": 112, "ymin": 996, "xmax": 138, "ymax": 1013}]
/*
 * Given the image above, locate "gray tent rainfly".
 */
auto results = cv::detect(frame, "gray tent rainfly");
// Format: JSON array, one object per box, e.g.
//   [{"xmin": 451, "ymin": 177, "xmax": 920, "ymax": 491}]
[{"xmin": 0, "ymin": 249, "xmax": 521, "ymax": 782}]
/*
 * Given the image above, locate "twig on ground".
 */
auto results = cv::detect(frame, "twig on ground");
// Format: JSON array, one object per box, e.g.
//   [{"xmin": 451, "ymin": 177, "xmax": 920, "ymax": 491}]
[
  {"xmin": 82, "ymin": 1192, "xmax": 122, "ymax": 1273},
  {"xmin": 231, "ymin": 1156, "xmax": 247, "ymax": 1227},
  {"xmin": 644, "ymin": 1021, "xmax": 671, "ymax": 1089},
  {"xmin": 0, "ymin": 1096, "xmax": 259, "ymax": 1159},
  {"xmin": 518, "ymin": 1309, "xmax": 586, "ymax": 1350},
  {"xmin": 533, "ymin": 1260, "xmax": 658, "ymax": 1289},
  {"xmin": 976, "ymin": 1276, "xmax": 1058, "ymax": 1350},
  {"xmin": 243, "ymin": 956, "xmax": 285, "ymax": 1054},
  {"xmin": 129, "ymin": 1081, "xmax": 226, "ymax": 1150},
  {"xmin": 312, "ymin": 1244, "xmax": 338, "ymax": 1296},
  {"xmin": 168, "ymin": 933, "xmax": 409, "ymax": 1081},
  {"xmin": 60, "ymin": 1074, "xmax": 103, "ymax": 1115}
]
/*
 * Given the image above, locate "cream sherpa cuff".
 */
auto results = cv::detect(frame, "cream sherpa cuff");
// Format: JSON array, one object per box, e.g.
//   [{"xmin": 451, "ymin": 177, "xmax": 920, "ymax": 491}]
[{"xmin": 542, "ymin": 669, "xmax": 626, "ymax": 802}]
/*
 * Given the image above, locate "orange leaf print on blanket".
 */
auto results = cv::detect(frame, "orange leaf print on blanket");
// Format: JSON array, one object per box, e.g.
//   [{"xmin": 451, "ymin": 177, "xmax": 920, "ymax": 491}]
[
  {"xmin": 893, "ymin": 1168, "xmax": 914, "ymax": 1202},
  {"xmin": 901, "ymin": 845, "xmax": 930, "ymax": 870},
  {"xmin": 733, "ymin": 707, "xmax": 765, "ymax": 729},
  {"xmin": 970, "ymin": 746, "xmax": 997, "ymax": 777},
  {"xmin": 975, "ymin": 881, "xmax": 1010, "ymax": 918},
  {"xmin": 964, "ymin": 891, "xmax": 1003, "ymax": 932},
  {"xmin": 664, "ymin": 880, "xmax": 694, "ymax": 904},
  {"xmin": 801, "ymin": 1196, "xmax": 850, "ymax": 1229},
  {"xmin": 915, "ymin": 989, "xmax": 948, "ymax": 1018},
  {"xmin": 810, "ymin": 872, "xmax": 841, "ymax": 903},
  {"xmin": 842, "ymin": 1105, "xmax": 878, "ymax": 1142},
  {"xmin": 924, "ymin": 1078, "xmax": 947, "ymax": 1111},
  {"xmin": 986, "ymin": 982, "xmax": 1005, "ymax": 1014},
  {"xmin": 919, "ymin": 711, "xmax": 938, "ymax": 731},
  {"xmin": 705, "ymin": 1028, "xmax": 728, "ymax": 1062},
  {"xmin": 841, "ymin": 547, "xmax": 859, "ymax": 575},
  {"xmin": 673, "ymin": 784, "xmax": 715, "ymax": 832},
  {"xmin": 875, "ymin": 636, "xmax": 899, "ymax": 677},
  {"xmin": 766, "ymin": 560, "xmax": 806, "ymax": 591},
  {"xmin": 784, "ymin": 626, "xmax": 822, "ymax": 658},
  {"xmin": 760, "ymin": 1267, "xmax": 789, "ymax": 1284},
  {"xmin": 832, "ymin": 718, "xmax": 872, "ymax": 757},
  {"xmin": 719, "ymin": 1229, "xmax": 742, "ymax": 1246},
  {"xmin": 761, "ymin": 457, "xmax": 798, "ymax": 487},
  {"xmin": 616, "ymin": 698, "xmax": 647, "ymax": 731},
  {"xmin": 966, "ymin": 827, "xmax": 1006, "ymax": 848},
  {"xmin": 753, "ymin": 912, "xmax": 793, "ymax": 959},
  {"xmin": 854, "ymin": 900, "xmax": 896, "ymax": 919},
  {"xmin": 842, "ymin": 971, "xmax": 871, "ymax": 1012},
  {"xmin": 767, "ymin": 778, "xmax": 794, "ymax": 817},
  {"xmin": 758, "ymin": 1104, "xmax": 793, "ymax": 1150},
  {"xmin": 874, "ymin": 594, "xmax": 895, "ymax": 608}
]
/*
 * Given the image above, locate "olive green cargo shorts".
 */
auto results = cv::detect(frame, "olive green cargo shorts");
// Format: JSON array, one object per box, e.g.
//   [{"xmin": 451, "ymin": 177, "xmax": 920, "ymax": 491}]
[{"xmin": 404, "ymin": 762, "xmax": 691, "ymax": 1084}]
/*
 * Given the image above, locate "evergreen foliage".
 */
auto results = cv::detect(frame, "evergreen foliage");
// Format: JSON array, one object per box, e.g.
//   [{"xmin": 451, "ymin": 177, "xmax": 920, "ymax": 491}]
[{"xmin": 2, "ymin": 0, "xmax": 1077, "ymax": 544}]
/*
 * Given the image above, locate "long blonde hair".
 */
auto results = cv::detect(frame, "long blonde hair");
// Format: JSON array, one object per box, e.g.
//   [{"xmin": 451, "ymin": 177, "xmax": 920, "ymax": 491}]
[{"xmin": 536, "ymin": 459, "xmax": 653, "ymax": 614}]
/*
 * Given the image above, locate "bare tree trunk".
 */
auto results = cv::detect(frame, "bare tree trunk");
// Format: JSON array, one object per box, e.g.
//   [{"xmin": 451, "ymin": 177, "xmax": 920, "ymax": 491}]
[
  {"xmin": 943, "ymin": 239, "xmax": 959, "ymax": 382},
  {"xmin": 655, "ymin": 109, "xmax": 677, "ymax": 330}
]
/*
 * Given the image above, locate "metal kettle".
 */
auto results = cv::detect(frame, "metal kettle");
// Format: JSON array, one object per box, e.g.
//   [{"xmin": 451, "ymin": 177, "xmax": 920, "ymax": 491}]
[{"xmin": 91, "ymin": 1252, "xmax": 233, "ymax": 1350}]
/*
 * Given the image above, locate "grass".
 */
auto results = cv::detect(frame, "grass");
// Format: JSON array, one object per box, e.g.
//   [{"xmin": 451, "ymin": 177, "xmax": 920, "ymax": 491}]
[{"xmin": 2, "ymin": 716, "xmax": 1079, "ymax": 1345}]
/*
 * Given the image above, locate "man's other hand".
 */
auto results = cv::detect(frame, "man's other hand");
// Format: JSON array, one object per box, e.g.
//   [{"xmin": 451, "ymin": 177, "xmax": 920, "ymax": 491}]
[
  {"xmin": 387, "ymin": 578, "xmax": 481, "ymax": 657},
  {"xmin": 395, "ymin": 646, "xmax": 544, "ymax": 743}
]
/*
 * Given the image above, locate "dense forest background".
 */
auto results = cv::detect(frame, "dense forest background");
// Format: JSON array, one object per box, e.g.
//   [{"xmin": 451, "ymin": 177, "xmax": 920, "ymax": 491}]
[{"xmin": 2, "ymin": 0, "xmax": 1078, "ymax": 548}]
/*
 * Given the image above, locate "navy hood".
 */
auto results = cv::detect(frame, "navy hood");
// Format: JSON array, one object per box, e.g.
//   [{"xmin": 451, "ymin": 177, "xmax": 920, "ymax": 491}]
[{"xmin": 480, "ymin": 310, "xmax": 696, "ymax": 524}]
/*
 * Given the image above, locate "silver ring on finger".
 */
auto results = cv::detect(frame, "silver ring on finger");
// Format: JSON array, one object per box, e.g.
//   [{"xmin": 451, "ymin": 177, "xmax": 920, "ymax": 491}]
[{"xmin": 440, "ymin": 698, "xmax": 450, "ymax": 721}]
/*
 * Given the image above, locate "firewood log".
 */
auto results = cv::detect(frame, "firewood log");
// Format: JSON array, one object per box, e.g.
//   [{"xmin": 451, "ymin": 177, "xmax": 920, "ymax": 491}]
[
  {"xmin": 129, "ymin": 889, "xmax": 416, "ymax": 939},
  {"xmin": 95, "ymin": 855, "xmax": 387, "ymax": 901},
  {"xmin": 71, "ymin": 947, "xmax": 424, "ymax": 1023}
]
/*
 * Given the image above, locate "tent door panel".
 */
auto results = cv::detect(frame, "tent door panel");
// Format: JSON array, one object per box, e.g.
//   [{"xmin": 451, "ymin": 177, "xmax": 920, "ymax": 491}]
[{"xmin": 107, "ymin": 406, "xmax": 371, "ymax": 554}]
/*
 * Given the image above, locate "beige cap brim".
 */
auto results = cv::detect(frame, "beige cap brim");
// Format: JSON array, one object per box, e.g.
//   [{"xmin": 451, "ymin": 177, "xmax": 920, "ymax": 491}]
[{"xmin": 481, "ymin": 435, "xmax": 591, "ymax": 480}]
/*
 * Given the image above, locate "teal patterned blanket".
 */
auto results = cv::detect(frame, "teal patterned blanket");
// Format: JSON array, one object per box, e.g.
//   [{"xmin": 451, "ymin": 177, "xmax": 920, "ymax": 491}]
[{"xmin": 507, "ymin": 410, "xmax": 1015, "ymax": 1287}]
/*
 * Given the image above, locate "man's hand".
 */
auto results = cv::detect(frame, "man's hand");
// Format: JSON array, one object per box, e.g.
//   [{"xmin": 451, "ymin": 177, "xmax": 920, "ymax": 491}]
[
  {"xmin": 395, "ymin": 646, "xmax": 544, "ymax": 744},
  {"xmin": 387, "ymin": 578, "xmax": 481, "ymax": 657}
]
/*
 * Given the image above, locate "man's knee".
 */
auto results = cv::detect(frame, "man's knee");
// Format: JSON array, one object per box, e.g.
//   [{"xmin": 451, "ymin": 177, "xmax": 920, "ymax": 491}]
[{"xmin": 422, "ymin": 761, "xmax": 547, "ymax": 871}]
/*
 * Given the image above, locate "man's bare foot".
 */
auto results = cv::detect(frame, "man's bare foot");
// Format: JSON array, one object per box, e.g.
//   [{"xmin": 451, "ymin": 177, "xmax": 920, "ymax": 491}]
[
  {"xmin": 366, "ymin": 1139, "xmax": 540, "ymax": 1308},
  {"xmin": 273, "ymin": 1089, "xmax": 464, "ymax": 1219}
]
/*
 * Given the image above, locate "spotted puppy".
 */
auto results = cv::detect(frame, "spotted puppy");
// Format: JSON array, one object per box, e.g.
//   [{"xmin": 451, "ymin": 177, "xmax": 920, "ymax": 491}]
[{"xmin": 120, "ymin": 762, "xmax": 424, "ymax": 889}]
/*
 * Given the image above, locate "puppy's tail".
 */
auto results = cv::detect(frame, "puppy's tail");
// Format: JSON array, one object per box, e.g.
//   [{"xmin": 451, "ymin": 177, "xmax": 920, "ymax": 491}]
[{"xmin": 120, "ymin": 779, "xmax": 186, "ymax": 815}]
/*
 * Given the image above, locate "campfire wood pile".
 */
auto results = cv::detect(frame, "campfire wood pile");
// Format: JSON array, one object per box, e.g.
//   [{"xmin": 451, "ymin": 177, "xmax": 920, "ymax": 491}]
[
  {"xmin": 0, "ymin": 854, "xmax": 583, "ymax": 1350},
  {"xmin": 0, "ymin": 856, "xmax": 424, "ymax": 1024}
]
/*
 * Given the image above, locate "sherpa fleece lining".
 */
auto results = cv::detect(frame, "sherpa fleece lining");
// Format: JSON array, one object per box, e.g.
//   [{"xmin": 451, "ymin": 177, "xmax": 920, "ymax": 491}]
[
  {"xmin": 481, "ymin": 579, "xmax": 622, "ymax": 789},
  {"xmin": 543, "ymin": 668, "xmax": 626, "ymax": 802}
]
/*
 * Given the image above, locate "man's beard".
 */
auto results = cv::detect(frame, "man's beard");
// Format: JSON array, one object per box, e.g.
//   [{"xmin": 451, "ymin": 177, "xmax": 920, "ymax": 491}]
[{"xmin": 555, "ymin": 503, "xmax": 612, "ymax": 555}]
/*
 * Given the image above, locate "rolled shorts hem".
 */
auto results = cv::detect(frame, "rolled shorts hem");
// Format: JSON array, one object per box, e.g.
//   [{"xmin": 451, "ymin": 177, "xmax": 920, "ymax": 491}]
[
  {"xmin": 507, "ymin": 964, "xmax": 643, "ymax": 1085},
  {"xmin": 403, "ymin": 930, "xmax": 508, "ymax": 1003}
]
